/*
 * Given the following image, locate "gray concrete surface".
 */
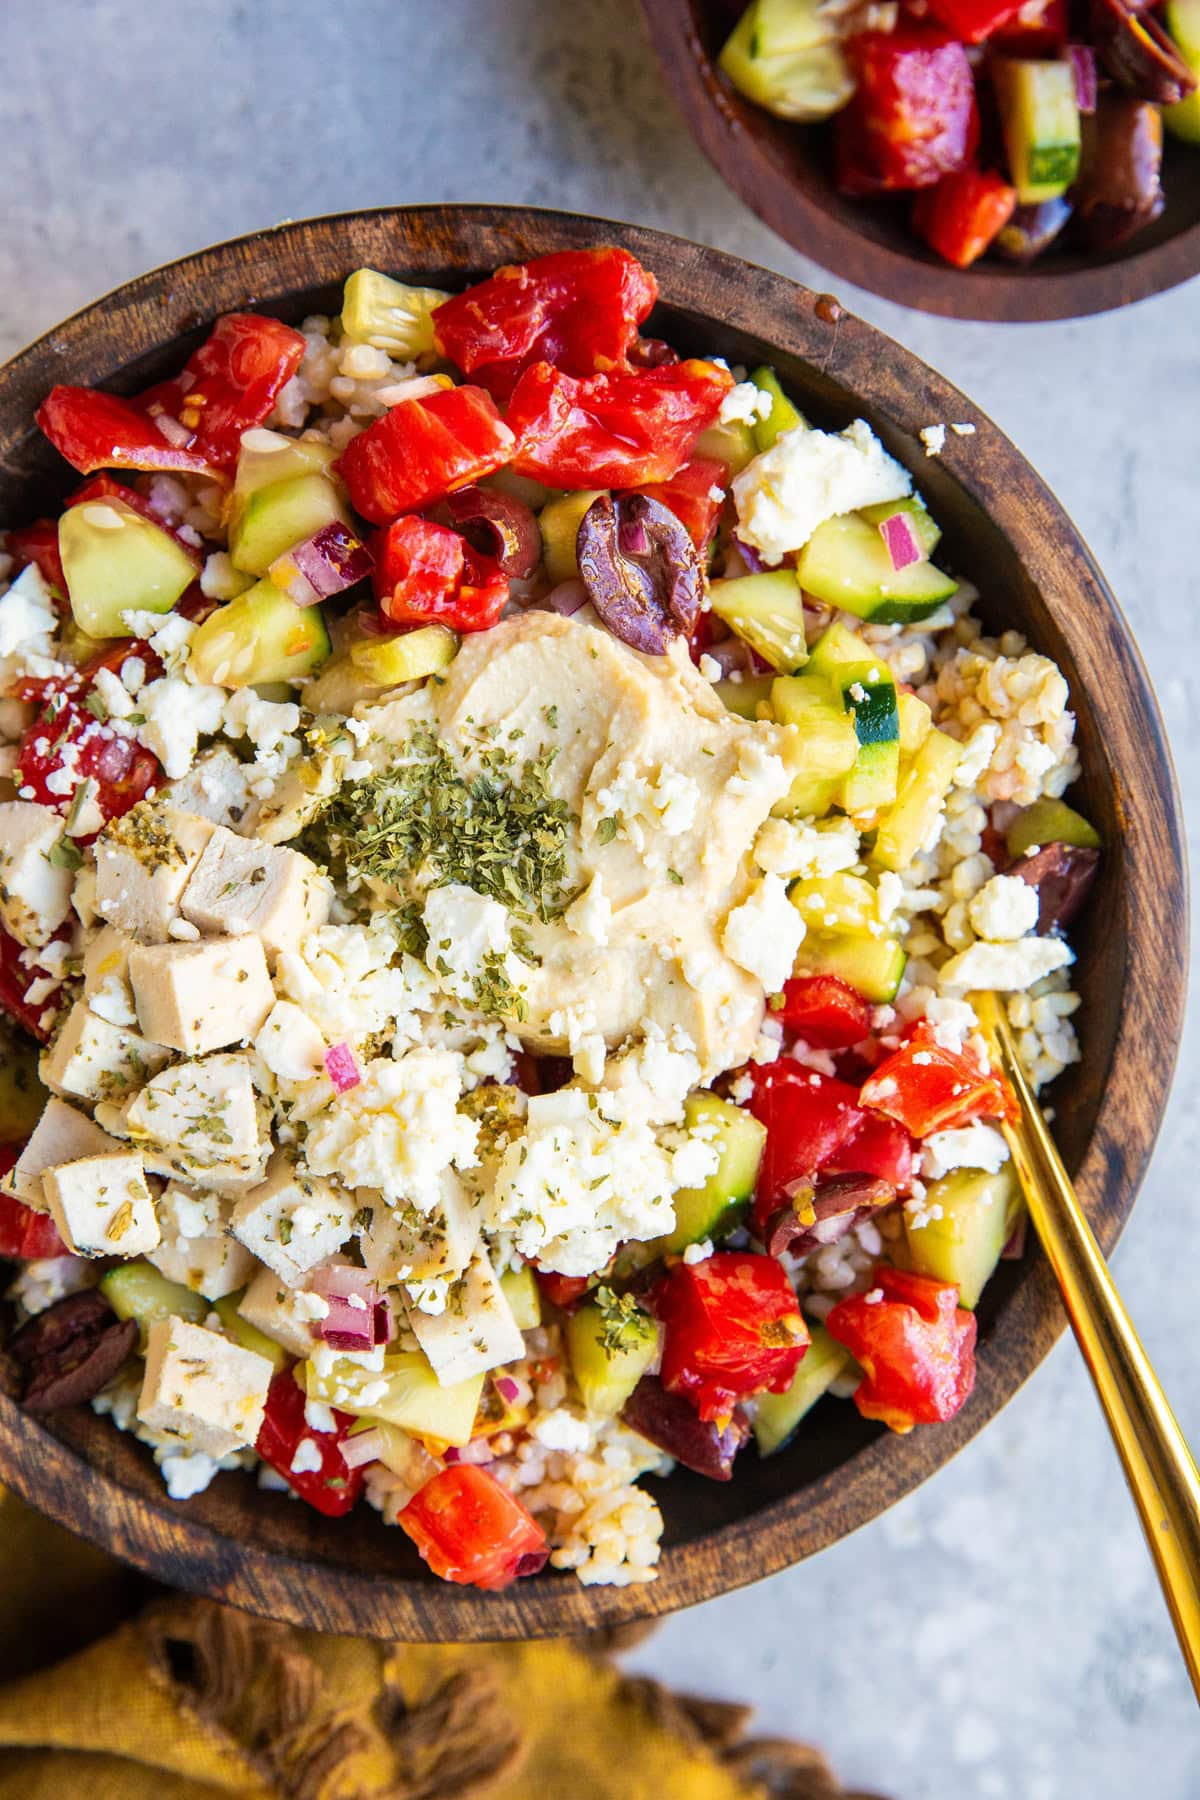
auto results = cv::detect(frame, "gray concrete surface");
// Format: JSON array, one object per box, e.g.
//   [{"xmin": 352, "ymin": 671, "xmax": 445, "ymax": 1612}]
[{"xmin": 1, "ymin": 1, "xmax": 1196, "ymax": 1792}]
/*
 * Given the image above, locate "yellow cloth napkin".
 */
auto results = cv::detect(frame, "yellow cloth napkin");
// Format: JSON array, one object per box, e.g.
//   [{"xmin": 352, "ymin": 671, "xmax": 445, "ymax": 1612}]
[{"xmin": 0, "ymin": 1485, "xmax": 878, "ymax": 1800}]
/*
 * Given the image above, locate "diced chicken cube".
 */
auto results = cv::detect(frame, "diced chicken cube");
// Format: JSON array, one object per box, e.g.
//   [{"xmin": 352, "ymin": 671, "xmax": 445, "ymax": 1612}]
[
  {"xmin": 82, "ymin": 925, "xmax": 138, "ymax": 1026},
  {"xmin": 40, "ymin": 1000, "xmax": 172, "ymax": 1104},
  {"xmin": 95, "ymin": 803, "xmax": 214, "ymax": 944},
  {"xmin": 180, "ymin": 828, "xmax": 331, "ymax": 961},
  {"xmin": 229, "ymin": 1150, "xmax": 356, "ymax": 1286},
  {"xmin": 7, "ymin": 1096, "xmax": 122, "ymax": 1211},
  {"xmin": 138, "ymin": 1315, "xmax": 273, "ymax": 1457},
  {"xmin": 358, "ymin": 1170, "xmax": 480, "ymax": 1286},
  {"xmin": 404, "ymin": 1251, "xmax": 523, "ymax": 1384},
  {"xmin": 147, "ymin": 1181, "xmax": 256, "ymax": 1301},
  {"xmin": 43, "ymin": 1149, "xmax": 160, "ymax": 1257},
  {"xmin": 129, "ymin": 934, "xmax": 274, "ymax": 1055},
  {"xmin": 165, "ymin": 748, "xmax": 257, "ymax": 833},
  {"xmin": 124, "ymin": 1053, "xmax": 270, "ymax": 1191},
  {"xmin": 0, "ymin": 801, "xmax": 74, "ymax": 948},
  {"xmin": 237, "ymin": 1263, "xmax": 327, "ymax": 1358}
]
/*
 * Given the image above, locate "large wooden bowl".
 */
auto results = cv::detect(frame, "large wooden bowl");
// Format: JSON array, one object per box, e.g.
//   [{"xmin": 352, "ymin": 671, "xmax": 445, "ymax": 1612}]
[
  {"xmin": 0, "ymin": 207, "xmax": 1185, "ymax": 1639},
  {"xmin": 641, "ymin": 0, "xmax": 1200, "ymax": 322}
]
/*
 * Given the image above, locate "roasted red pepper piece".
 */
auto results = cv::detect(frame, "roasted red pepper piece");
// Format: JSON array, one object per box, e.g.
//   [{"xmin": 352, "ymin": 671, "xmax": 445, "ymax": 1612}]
[
  {"xmin": 627, "ymin": 454, "xmax": 729, "ymax": 552},
  {"xmin": 0, "ymin": 1190, "xmax": 71, "ymax": 1260},
  {"xmin": 432, "ymin": 248, "xmax": 658, "ymax": 401},
  {"xmin": 859, "ymin": 1019, "xmax": 1017, "ymax": 1136},
  {"xmin": 835, "ymin": 27, "xmax": 979, "ymax": 195},
  {"xmin": 398, "ymin": 1464, "xmax": 549, "ymax": 1589},
  {"xmin": 36, "ymin": 313, "xmax": 306, "ymax": 479},
  {"xmin": 0, "ymin": 929, "xmax": 63, "ymax": 1043},
  {"xmin": 336, "ymin": 385, "xmax": 514, "ymax": 525},
  {"xmin": 4, "ymin": 521, "xmax": 65, "ymax": 596},
  {"xmin": 924, "ymin": 0, "xmax": 1025, "ymax": 42},
  {"xmin": 745, "ymin": 1063, "xmax": 866, "ymax": 1230},
  {"xmin": 776, "ymin": 974, "xmax": 873, "ymax": 1048},
  {"xmin": 534, "ymin": 1269, "xmax": 593, "ymax": 1311},
  {"xmin": 17, "ymin": 694, "xmax": 159, "ymax": 833},
  {"xmin": 507, "ymin": 360, "xmax": 733, "ymax": 490},
  {"xmin": 826, "ymin": 1111, "xmax": 915, "ymax": 1191},
  {"xmin": 826, "ymin": 1266, "xmax": 976, "ymax": 1432},
  {"xmin": 373, "ymin": 515, "xmax": 508, "ymax": 632},
  {"xmin": 255, "ymin": 1366, "xmax": 367, "ymax": 1518},
  {"xmin": 656, "ymin": 1251, "xmax": 808, "ymax": 1424},
  {"xmin": 912, "ymin": 168, "xmax": 1018, "ymax": 267}
]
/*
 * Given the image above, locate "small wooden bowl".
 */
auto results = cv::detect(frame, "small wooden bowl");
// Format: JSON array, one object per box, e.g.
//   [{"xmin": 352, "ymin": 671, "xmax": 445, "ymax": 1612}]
[
  {"xmin": 0, "ymin": 207, "xmax": 1185, "ymax": 1639},
  {"xmin": 641, "ymin": 0, "xmax": 1200, "ymax": 321}
]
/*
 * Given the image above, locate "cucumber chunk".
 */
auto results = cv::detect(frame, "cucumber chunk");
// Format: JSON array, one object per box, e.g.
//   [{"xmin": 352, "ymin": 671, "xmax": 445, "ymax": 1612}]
[
  {"xmin": 229, "ymin": 472, "xmax": 352, "ymax": 577},
  {"xmin": 59, "ymin": 500, "xmax": 197, "ymax": 640},
  {"xmin": 753, "ymin": 1322, "xmax": 854, "ymax": 1455},
  {"xmin": 795, "ymin": 929, "xmax": 906, "ymax": 1002},
  {"xmin": 539, "ymin": 489, "xmax": 604, "ymax": 585},
  {"xmin": 709, "ymin": 570, "xmax": 808, "ymax": 672},
  {"xmin": 190, "ymin": 579, "xmax": 332, "ymax": 687},
  {"xmin": 795, "ymin": 511, "xmax": 956, "ymax": 623},
  {"xmin": 904, "ymin": 1166, "xmax": 1021, "ymax": 1309},
  {"xmin": 566, "ymin": 1293, "xmax": 659, "ymax": 1416},
  {"xmin": 859, "ymin": 496, "xmax": 942, "ymax": 558},
  {"xmin": 715, "ymin": 673, "xmax": 775, "ymax": 720},
  {"xmin": 872, "ymin": 727, "xmax": 962, "ymax": 873},
  {"xmin": 233, "ymin": 433, "xmax": 338, "ymax": 505},
  {"xmin": 789, "ymin": 869, "xmax": 881, "ymax": 935},
  {"xmin": 720, "ymin": 3, "xmax": 853, "ymax": 126},
  {"xmin": 897, "ymin": 690, "xmax": 933, "ymax": 757},
  {"xmin": 348, "ymin": 623, "xmax": 459, "ymax": 685},
  {"xmin": 748, "ymin": 365, "xmax": 808, "ymax": 450},
  {"xmin": 694, "ymin": 417, "xmax": 758, "ymax": 475},
  {"xmin": 303, "ymin": 1348, "xmax": 484, "ymax": 1447},
  {"xmin": 341, "ymin": 268, "xmax": 449, "ymax": 356},
  {"xmin": 100, "ymin": 1260, "xmax": 208, "ymax": 1347},
  {"xmin": 213, "ymin": 1290, "xmax": 291, "ymax": 1371},
  {"xmin": 1165, "ymin": 0, "xmax": 1200, "ymax": 140},
  {"xmin": 808, "ymin": 622, "xmax": 900, "ymax": 813},
  {"xmin": 770, "ymin": 674, "xmax": 860, "ymax": 816},
  {"xmin": 656, "ymin": 1092, "xmax": 766, "ymax": 1255},
  {"xmin": 994, "ymin": 59, "xmax": 1081, "ymax": 203},
  {"xmin": 1005, "ymin": 797, "xmax": 1101, "ymax": 859},
  {"xmin": 499, "ymin": 1264, "xmax": 542, "ymax": 1331}
]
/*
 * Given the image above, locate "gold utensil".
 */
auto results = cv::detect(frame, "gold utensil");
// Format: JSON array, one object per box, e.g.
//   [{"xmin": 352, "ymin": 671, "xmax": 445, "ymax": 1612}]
[{"xmin": 974, "ymin": 990, "xmax": 1200, "ymax": 1700}]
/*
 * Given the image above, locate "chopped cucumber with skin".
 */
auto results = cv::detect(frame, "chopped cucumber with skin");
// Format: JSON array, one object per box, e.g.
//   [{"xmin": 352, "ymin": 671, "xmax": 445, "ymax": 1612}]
[
  {"xmin": 695, "ymin": 416, "xmax": 758, "ymax": 475},
  {"xmin": 190, "ymin": 579, "xmax": 332, "ymax": 687},
  {"xmin": 213, "ymin": 1290, "xmax": 291, "ymax": 1371},
  {"xmin": 789, "ymin": 869, "xmax": 881, "ymax": 936},
  {"xmin": 753, "ymin": 1322, "xmax": 854, "ymax": 1456},
  {"xmin": 100, "ymin": 1260, "xmax": 208, "ymax": 1348},
  {"xmin": 232, "ymin": 433, "xmax": 338, "ymax": 507},
  {"xmin": 709, "ymin": 570, "xmax": 808, "ymax": 672},
  {"xmin": 769, "ymin": 674, "xmax": 860, "ymax": 816},
  {"xmin": 897, "ymin": 690, "xmax": 934, "ymax": 757},
  {"xmin": 808, "ymin": 621, "xmax": 900, "ymax": 813},
  {"xmin": 795, "ymin": 929, "xmax": 906, "ymax": 1003},
  {"xmin": 719, "ymin": 0, "xmax": 854, "ymax": 125},
  {"xmin": 229, "ymin": 472, "xmax": 352, "ymax": 577},
  {"xmin": 994, "ymin": 59, "xmax": 1081, "ymax": 203},
  {"xmin": 652, "ymin": 1092, "xmax": 766, "ymax": 1256},
  {"xmin": 341, "ymin": 268, "xmax": 450, "ymax": 357},
  {"xmin": 1165, "ymin": 0, "xmax": 1200, "ymax": 140},
  {"xmin": 303, "ymin": 1348, "xmax": 484, "ymax": 1447},
  {"xmin": 795, "ymin": 511, "xmax": 956, "ymax": 624},
  {"xmin": 715, "ymin": 673, "xmax": 775, "ymax": 720},
  {"xmin": 872, "ymin": 727, "xmax": 962, "ymax": 873},
  {"xmin": 348, "ymin": 623, "xmax": 459, "ymax": 685},
  {"xmin": 484, "ymin": 467, "xmax": 561, "ymax": 512},
  {"xmin": 566, "ymin": 1293, "xmax": 659, "ymax": 1417},
  {"xmin": 499, "ymin": 1264, "xmax": 542, "ymax": 1331},
  {"xmin": 748, "ymin": 365, "xmax": 807, "ymax": 452},
  {"xmin": 904, "ymin": 1166, "xmax": 1022, "ymax": 1309},
  {"xmin": 59, "ymin": 500, "xmax": 197, "ymax": 639},
  {"xmin": 539, "ymin": 489, "xmax": 604, "ymax": 585},
  {"xmin": 859, "ymin": 496, "xmax": 942, "ymax": 559},
  {"xmin": 1006, "ymin": 797, "xmax": 1101, "ymax": 859}
]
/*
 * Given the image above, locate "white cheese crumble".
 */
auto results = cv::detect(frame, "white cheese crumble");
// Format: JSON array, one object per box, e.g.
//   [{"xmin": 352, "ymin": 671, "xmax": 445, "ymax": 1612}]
[
  {"xmin": 303, "ymin": 1048, "xmax": 478, "ymax": 1211},
  {"xmin": 135, "ymin": 677, "xmax": 226, "ymax": 779},
  {"xmin": 722, "ymin": 873, "xmax": 805, "ymax": 993},
  {"xmin": 732, "ymin": 418, "xmax": 911, "ymax": 563},
  {"xmin": 719, "ymin": 380, "xmax": 774, "ymax": 427},
  {"xmin": 565, "ymin": 874, "xmax": 612, "ymax": 948},
  {"xmin": 422, "ymin": 883, "xmax": 525, "ymax": 1010},
  {"xmin": 160, "ymin": 1448, "xmax": 221, "ymax": 1500},
  {"xmin": 919, "ymin": 425, "xmax": 947, "ymax": 457},
  {"xmin": 968, "ymin": 874, "xmax": 1040, "ymax": 943},
  {"xmin": 0, "ymin": 563, "xmax": 56, "ymax": 659},
  {"xmin": 289, "ymin": 1437, "xmax": 324, "ymax": 1476},
  {"xmin": 939, "ymin": 936, "xmax": 1074, "ymax": 994},
  {"xmin": 754, "ymin": 814, "xmax": 860, "ymax": 880},
  {"xmin": 920, "ymin": 1123, "xmax": 1011, "ymax": 1180}
]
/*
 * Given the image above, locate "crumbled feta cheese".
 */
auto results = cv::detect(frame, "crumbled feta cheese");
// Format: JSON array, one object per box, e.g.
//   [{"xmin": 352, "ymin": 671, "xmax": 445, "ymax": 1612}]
[
  {"xmin": 722, "ymin": 874, "xmax": 804, "ymax": 992},
  {"xmin": 0, "ymin": 563, "xmax": 56, "ymax": 658},
  {"xmin": 732, "ymin": 418, "xmax": 911, "ymax": 563},
  {"xmin": 920, "ymin": 1122, "xmax": 1010, "ymax": 1180},
  {"xmin": 719, "ymin": 380, "xmax": 774, "ymax": 427},
  {"xmin": 276, "ymin": 920, "xmax": 436, "ymax": 1053},
  {"xmin": 290, "ymin": 1437, "xmax": 324, "ymax": 1476},
  {"xmin": 91, "ymin": 665, "xmax": 136, "ymax": 719},
  {"xmin": 303, "ymin": 1049, "xmax": 478, "ymax": 1211},
  {"xmin": 565, "ymin": 873, "xmax": 612, "ymax": 949},
  {"xmin": 160, "ymin": 1448, "xmax": 221, "ymax": 1500},
  {"xmin": 529, "ymin": 1407, "xmax": 596, "ymax": 1452},
  {"xmin": 135, "ymin": 678, "xmax": 226, "ymax": 779},
  {"xmin": 682, "ymin": 1238, "xmax": 714, "ymax": 1264},
  {"xmin": 950, "ymin": 422, "xmax": 976, "ymax": 438},
  {"xmin": 256, "ymin": 999, "xmax": 327, "ymax": 1084},
  {"xmin": 754, "ymin": 814, "xmax": 860, "ymax": 880},
  {"xmin": 968, "ymin": 874, "xmax": 1040, "ymax": 943},
  {"xmin": 698, "ymin": 653, "xmax": 723, "ymax": 682},
  {"xmin": 953, "ymin": 723, "xmax": 1001, "ymax": 789},
  {"xmin": 939, "ymin": 936, "xmax": 1074, "ymax": 993},
  {"xmin": 422, "ymin": 883, "xmax": 525, "ymax": 1011},
  {"xmin": 919, "ymin": 425, "xmax": 947, "ymax": 457},
  {"xmin": 0, "ymin": 802, "xmax": 74, "ymax": 948}
]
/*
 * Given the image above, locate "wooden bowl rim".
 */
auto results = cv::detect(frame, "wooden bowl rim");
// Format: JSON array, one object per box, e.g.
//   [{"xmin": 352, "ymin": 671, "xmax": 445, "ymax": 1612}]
[
  {"xmin": 640, "ymin": 0, "xmax": 1200, "ymax": 323},
  {"xmin": 0, "ymin": 204, "xmax": 1187, "ymax": 1639}
]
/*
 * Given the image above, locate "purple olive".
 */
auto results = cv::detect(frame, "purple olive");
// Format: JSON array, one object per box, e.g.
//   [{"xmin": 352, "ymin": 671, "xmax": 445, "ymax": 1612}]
[
  {"xmin": 1090, "ymin": 0, "xmax": 1197, "ymax": 104},
  {"xmin": 9, "ymin": 1289, "xmax": 136, "ymax": 1412},
  {"xmin": 993, "ymin": 198, "xmax": 1074, "ymax": 264},
  {"xmin": 442, "ymin": 485, "xmax": 541, "ymax": 579},
  {"xmin": 621, "ymin": 1375, "xmax": 749, "ymax": 1480},
  {"xmin": 1074, "ymin": 98, "xmax": 1166, "ymax": 249},
  {"xmin": 628, "ymin": 337, "xmax": 680, "ymax": 369},
  {"xmin": 765, "ymin": 1175, "xmax": 895, "ymax": 1261},
  {"xmin": 577, "ymin": 493, "xmax": 702, "ymax": 655},
  {"xmin": 1009, "ymin": 842, "xmax": 1100, "ymax": 932}
]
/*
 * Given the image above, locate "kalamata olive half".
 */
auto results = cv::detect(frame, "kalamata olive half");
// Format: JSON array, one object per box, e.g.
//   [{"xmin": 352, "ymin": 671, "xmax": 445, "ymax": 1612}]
[
  {"xmin": 1009, "ymin": 842, "xmax": 1100, "ymax": 932},
  {"xmin": 621, "ymin": 1375, "xmax": 749, "ymax": 1480},
  {"xmin": 993, "ymin": 197, "xmax": 1074, "ymax": 264},
  {"xmin": 1090, "ymin": 0, "xmax": 1197, "ymax": 104},
  {"xmin": 1074, "ymin": 98, "xmax": 1165, "ymax": 249},
  {"xmin": 9, "ymin": 1289, "xmax": 137, "ymax": 1412},
  {"xmin": 766, "ymin": 1175, "xmax": 895, "ymax": 1261},
  {"xmin": 577, "ymin": 492, "xmax": 702, "ymax": 655},
  {"xmin": 442, "ymin": 485, "xmax": 541, "ymax": 579}
]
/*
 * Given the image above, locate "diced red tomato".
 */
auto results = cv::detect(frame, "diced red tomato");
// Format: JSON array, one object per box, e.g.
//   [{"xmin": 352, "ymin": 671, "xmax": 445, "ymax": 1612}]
[
  {"xmin": 373, "ymin": 515, "xmax": 508, "ymax": 632},
  {"xmin": 923, "ymin": 0, "xmax": 1024, "ymax": 42},
  {"xmin": 826, "ymin": 1266, "xmax": 976, "ymax": 1432},
  {"xmin": 12, "ymin": 632, "xmax": 166, "ymax": 708},
  {"xmin": 0, "ymin": 928, "xmax": 63, "ymax": 1043},
  {"xmin": 36, "ymin": 313, "xmax": 306, "ymax": 479},
  {"xmin": 397, "ymin": 1464, "xmax": 548, "ymax": 1589},
  {"xmin": 745, "ymin": 1063, "xmax": 866, "ymax": 1230},
  {"xmin": 336, "ymin": 385, "xmax": 514, "ymax": 526},
  {"xmin": 4, "ymin": 521, "xmax": 65, "ymax": 596},
  {"xmin": 625, "ymin": 454, "xmax": 729, "ymax": 552},
  {"xmin": 17, "ymin": 695, "xmax": 159, "ymax": 832},
  {"xmin": 507, "ymin": 359, "xmax": 733, "ymax": 490},
  {"xmin": 835, "ymin": 27, "xmax": 979, "ymax": 195},
  {"xmin": 826, "ymin": 1110, "xmax": 914, "ymax": 1191},
  {"xmin": 990, "ymin": 0, "xmax": 1067, "ymax": 52},
  {"xmin": 912, "ymin": 168, "xmax": 1018, "ymax": 267},
  {"xmin": 859, "ymin": 1020, "xmax": 1017, "ymax": 1137},
  {"xmin": 254, "ymin": 1366, "xmax": 368, "ymax": 1517},
  {"xmin": 432, "ymin": 248, "xmax": 658, "ymax": 401},
  {"xmin": 776, "ymin": 974, "xmax": 873, "ymax": 1049},
  {"xmin": 0, "ymin": 1190, "xmax": 70, "ymax": 1260},
  {"xmin": 656, "ymin": 1251, "xmax": 808, "ymax": 1424},
  {"xmin": 534, "ymin": 1269, "xmax": 593, "ymax": 1311}
]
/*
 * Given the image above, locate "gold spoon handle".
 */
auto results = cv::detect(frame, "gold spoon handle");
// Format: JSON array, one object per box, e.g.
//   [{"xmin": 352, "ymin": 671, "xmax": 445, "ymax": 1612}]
[{"xmin": 976, "ymin": 992, "xmax": 1200, "ymax": 1700}]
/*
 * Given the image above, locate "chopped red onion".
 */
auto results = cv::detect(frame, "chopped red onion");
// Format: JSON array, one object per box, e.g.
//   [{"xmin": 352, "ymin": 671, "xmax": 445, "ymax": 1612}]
[
  {"xmin": 1068, "ymin": 43, "xmax": 1098, "ymax": 113},
  {"xmin": 706, "ymin": 636, "xmax": 757, "ymax": 679},
  {"xmin": 340, "ymin": 1428, "xmax": 386, "ymax": 1469},
  {"xmin": 445, "ymin": 1437, "xmax": 494, "ymax": 1466},
  {"xmin": 732, "ymin": 533, "xmax": 767, "ymax": 574},
  {"xmin": 1001, "ymin": 1214, "xmax": 1028, "ymax": 1260},
  {"xmin": 269, "ymin": 521, "xmax": 374, "ymax": 606},
  {"xmin": 324, "ymin": 1042, "xmax": 361, "ymax": 1093},
  {"xmin": 879, "ymin": 512, "xmax": 923, "ymax": 571},
  {"xmin": 540, "ymin": 578, "xmax": 588, "ymax": 617},
  {"xmin": 494, "ymin": 1375, "xmax": 521, "ymax": 1404},
  {"xmin": 309, "ymin": 1265, "xmax": 389, "ymax": 1351}
]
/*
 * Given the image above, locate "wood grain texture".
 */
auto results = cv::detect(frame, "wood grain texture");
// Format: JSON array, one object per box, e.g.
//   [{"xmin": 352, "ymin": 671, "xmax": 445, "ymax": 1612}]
[
  {"xmin": 0, "ymin": 206, "xmax": 1187, "ymax": 1640},
  {"xmin": 640, "ymin": 0, "xmax": 1200, "ymax": 322}
]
